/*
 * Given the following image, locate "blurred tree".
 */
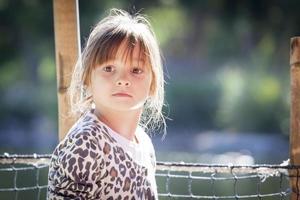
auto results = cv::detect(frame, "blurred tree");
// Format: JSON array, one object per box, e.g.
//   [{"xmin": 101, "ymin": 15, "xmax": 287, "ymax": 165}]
[{"xmin": 0, "ymin": 0, "xmax": 299, "ymax": 145}]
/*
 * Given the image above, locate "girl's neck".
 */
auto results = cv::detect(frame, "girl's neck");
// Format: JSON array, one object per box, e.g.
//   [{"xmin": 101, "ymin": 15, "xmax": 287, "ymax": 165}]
[{"xmin": 94, "ymin": 108, "xmax": 142, "ymax": 142}]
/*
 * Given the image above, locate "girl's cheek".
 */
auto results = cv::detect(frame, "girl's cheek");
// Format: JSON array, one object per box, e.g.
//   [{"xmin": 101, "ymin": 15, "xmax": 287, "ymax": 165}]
[
  {"xmin": 96, "ymin": 70, "xmax": 115, "ymax": 79},
  {"xmin": 132, "ymin": 72, "xmax": 148, "ymax": 79},
  {"xmin": 100, "ymin": 73, "xmax": 112, "ymax": 79}
]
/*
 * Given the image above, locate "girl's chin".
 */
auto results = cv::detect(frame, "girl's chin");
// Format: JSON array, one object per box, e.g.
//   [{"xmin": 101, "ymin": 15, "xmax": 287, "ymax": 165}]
[
  {"xmin": 116, "ymin": 103, "xmax": 146, "ymax": 112},
  {"xmin": 94, "ymin": 99, "xmax": 146, "ymax": 112}
]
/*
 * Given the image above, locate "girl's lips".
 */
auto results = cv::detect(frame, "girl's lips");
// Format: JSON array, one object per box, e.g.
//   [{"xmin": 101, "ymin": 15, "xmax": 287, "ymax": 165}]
[{"xmin": 112, "ymin": 93, "xmax": 132, "ymax": 97}]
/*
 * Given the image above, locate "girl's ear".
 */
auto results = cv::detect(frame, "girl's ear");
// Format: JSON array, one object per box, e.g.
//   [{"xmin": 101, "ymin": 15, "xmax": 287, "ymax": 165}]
[
  {"xmin": 85, "ymin": 73, "xmax": 93, "ymax": 97},
  {"xmin": 86, "ymin": 85, "xmax": 93, "ymax": 98},
  {"xmin": 82, "ymin": 83, "xmax": 92, "ymax": 99}
]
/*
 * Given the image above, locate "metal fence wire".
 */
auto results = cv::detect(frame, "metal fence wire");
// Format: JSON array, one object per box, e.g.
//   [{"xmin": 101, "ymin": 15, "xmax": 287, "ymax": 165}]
[{"xmin": 0, "ymin": 153, "xmax": 299, "ymax": 200}]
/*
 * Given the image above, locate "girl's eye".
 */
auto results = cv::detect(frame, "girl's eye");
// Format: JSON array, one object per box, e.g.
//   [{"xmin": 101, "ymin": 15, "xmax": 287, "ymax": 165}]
[
  {"xmin": 132, "ymin": 67, "xmax": 143, "ymax": 74},
  {"xmin": 102, "ymin": 65, "xmax": 114, "ymax": 72}
]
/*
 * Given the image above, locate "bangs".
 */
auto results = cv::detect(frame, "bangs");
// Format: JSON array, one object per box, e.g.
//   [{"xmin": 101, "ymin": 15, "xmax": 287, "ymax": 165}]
[{"xmin": 92, "ymin": 32, "xmax": 150, "ymax": 68}]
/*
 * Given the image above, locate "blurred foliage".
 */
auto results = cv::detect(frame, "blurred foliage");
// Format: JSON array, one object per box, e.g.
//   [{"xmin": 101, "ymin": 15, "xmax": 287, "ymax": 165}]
[{"xmin": 0, "ymin": 0, "xmax": 299, "ymax": 139}]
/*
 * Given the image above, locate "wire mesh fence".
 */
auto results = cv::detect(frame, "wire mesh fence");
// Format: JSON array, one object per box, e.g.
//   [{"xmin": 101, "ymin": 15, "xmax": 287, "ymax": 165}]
[
  {"xmin": 156, "ymin": 162, "xmax": 296, "ymax": 199},
  {"xmin": 0, "ymin": 154, "xmax": 50, "ymax": 200},
  {"xmin": 0, "ymin": 153, "xmax": 299, "ymax": 200}
]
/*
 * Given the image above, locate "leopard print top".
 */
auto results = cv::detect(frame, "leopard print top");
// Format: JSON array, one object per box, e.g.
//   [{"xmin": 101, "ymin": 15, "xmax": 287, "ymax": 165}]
[{"xmin": 47, "ymin": 110, "xmax": 157, "ymax": 200}]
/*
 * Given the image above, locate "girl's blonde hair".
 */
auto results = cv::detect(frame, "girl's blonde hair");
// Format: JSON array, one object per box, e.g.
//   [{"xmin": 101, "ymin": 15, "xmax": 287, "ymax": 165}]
[{"xmin": 69, "ymin": 8, "xmax": 166, "ymax": 134}]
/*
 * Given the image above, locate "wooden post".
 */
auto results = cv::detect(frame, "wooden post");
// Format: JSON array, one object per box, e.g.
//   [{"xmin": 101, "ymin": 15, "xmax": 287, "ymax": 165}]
[
  {"xmin": 290, "ymin": 37, "xmax": 300, "ymax": 200},
  {"xmin": 53, "ymin": 0, "xmax": 80, "ymax": 141}
]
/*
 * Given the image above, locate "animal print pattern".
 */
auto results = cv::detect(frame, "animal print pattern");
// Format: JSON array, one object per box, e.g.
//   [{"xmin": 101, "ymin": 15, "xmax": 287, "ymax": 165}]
[{"xmin": 47, "ymin": 110, "xmax": 157, "ymax": 199}]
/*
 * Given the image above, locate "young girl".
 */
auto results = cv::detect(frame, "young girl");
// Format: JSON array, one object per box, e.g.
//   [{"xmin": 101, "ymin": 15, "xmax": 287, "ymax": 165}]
[{"xmin": 47, "ymin": 8, "xmax": 165, "ymax": 200}]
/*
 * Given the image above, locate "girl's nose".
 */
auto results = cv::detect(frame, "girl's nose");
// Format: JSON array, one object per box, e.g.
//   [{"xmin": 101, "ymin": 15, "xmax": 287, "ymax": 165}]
[
  {"xmin": 116, "ymin": 80, "xmax": 131, "ymax": 87},
  {"xmin": 116, "ymin": 74, "xmax": 131, "ymax": 87}
]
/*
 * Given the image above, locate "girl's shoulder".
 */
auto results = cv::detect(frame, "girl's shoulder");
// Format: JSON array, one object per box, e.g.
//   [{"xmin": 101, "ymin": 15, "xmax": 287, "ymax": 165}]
[
  {"xmin": 136, "ymin": 127, "xmax": 156, "ymax": 155},
  {"xmin": 63, "ymin": 110, "xmax": 117, "ymax": 146},
  {"xmin": 136, "ymin": 127, "xmax": 152, "ymax": 144},
  {"xmin": 67, "ymin": 112, "xmax": 100, "ymax": 138}
]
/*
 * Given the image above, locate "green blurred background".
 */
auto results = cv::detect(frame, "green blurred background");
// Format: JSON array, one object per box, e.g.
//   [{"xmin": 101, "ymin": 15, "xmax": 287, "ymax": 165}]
[{"xmin": 0, "ymin": 0, "xmax": 298, "ymax": 164}]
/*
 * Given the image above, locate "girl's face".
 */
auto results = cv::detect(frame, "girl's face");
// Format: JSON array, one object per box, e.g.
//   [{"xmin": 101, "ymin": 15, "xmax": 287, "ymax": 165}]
[{"xmin": 90, "ymin": 41, "xmax": 152, "ymax": 114}]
